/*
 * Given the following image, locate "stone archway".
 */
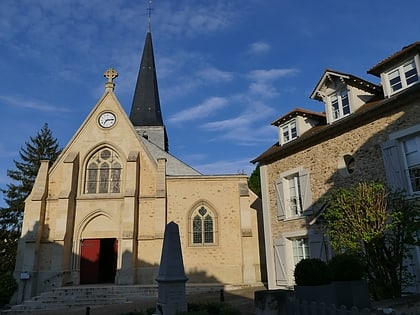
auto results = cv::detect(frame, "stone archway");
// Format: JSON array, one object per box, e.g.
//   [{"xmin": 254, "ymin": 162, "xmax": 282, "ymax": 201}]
[{"xmin": 76, "ymin": 210, "xmax": 119, "ymax": 285}]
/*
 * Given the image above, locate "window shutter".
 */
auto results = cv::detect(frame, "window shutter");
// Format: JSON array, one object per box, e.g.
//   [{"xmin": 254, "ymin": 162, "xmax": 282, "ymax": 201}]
[
  {"xmin": 299, "ymin": 169, "xmax": 313, "ymax": 216},
  {"xmin": 273, "ymin": 238, "xmax": 288, "ymax": 286},
  {"xmin": 381, "ymin": 140, "xmax": 406, "ymax": 192},
  {"xmin": 309, "ymin": 233, "xmax": 327, "ymax": 260},
  {"xmin": 275, "ymin": 178, "xmax": 286, "ymax": 219}
]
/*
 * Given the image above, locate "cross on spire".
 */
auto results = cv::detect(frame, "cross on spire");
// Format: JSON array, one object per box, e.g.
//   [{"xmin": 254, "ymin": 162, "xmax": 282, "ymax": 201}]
[
  {"xmin": 104, "ymin": 68, "xmax": 118, "ymax": 91},
  {"xmin": 147, "ymin": 0, "xmax": 153, "ymax": 32}
]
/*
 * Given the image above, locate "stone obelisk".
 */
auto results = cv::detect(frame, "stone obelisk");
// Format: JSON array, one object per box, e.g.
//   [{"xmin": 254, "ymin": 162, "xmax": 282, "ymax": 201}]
[{"xmin": 155, "ymin": 222, "xmax": 188, "ymax": 315}]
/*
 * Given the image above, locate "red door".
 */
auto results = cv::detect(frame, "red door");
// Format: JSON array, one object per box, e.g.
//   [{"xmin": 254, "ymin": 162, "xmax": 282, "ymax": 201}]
[{"xmin": 80, "ymin": 239, "xmax": 100, "ymax": 284}]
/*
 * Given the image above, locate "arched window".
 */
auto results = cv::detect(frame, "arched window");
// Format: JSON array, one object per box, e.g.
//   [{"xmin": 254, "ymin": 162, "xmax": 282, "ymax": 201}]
[
  {"xmin": 190, "ymin": 205, "xmax": 217, "ymax": 245},
  {"xmin": 85, "ymin": 148, "xmax": 122, "ymax": 194}
]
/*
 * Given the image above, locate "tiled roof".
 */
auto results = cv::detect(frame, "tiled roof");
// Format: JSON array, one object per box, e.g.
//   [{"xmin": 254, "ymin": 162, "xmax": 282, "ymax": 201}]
[
  {"xmin": 368, "ymin": 42, "xmax": 420, "ymax": 76},
  {"xmin": 271, "ymin": 108, "xmax": 326, "ymax": 126},
  {"xmin": 251, "ymin": 83, "xmax": 420, "ymax": 164}
]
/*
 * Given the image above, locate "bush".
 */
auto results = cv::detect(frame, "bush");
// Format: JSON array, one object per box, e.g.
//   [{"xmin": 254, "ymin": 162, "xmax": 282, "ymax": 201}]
[
  {"xmin": 294, "ymin": 258, "xmax": 332, "ymax": 286},
  {"xmin": 0, "ymin": 272, "xmax": 17, "ymax": 307},
  {"xmin": 328, "ymin": 253, "xmax": 364, "ymax": 281}
]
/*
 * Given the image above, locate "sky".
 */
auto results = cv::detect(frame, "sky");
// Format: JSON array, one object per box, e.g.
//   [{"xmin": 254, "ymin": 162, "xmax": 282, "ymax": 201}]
[{"xmin": 1, "ymin": 0, "xmax": 420, "ymax": 206}]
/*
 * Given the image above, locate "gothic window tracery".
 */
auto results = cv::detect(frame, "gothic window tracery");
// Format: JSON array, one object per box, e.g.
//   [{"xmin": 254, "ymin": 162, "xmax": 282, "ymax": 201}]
[
  {"xmin": 190, "ymin": 205, "xmax": 217, "ymax": 245},
  {"xmin": 85, "ymin": 148, "xmax": 122, "ymax": 194}
]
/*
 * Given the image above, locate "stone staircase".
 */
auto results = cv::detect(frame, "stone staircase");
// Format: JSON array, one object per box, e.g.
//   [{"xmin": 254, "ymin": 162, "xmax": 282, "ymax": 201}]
[
  {"xmin": 1, "ymin": 284, "xmax": 225, "ymax": 314},
  {"xmin": 1, "ymin": 285, "xmax": 157, "ymax": 314}
]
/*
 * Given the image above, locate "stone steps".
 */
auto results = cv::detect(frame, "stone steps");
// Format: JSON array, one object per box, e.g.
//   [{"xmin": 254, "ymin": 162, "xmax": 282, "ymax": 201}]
[
  {"xmin": 1, "ymin": 284, "xmax": 230, "ymax": 314},
  {"xmin": 1, "ymin": 285, "xmax": 145, "ymax": 314}
]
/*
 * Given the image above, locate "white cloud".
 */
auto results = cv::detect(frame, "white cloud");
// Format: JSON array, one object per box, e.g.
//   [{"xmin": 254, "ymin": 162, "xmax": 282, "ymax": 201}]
[
  {"xmin": 158, "ymin": 2, "xmax": 240, "ymax": 37},
  {"xmin": 0, "ymin": 95, "xmax": 70, "ymax": 112},
  {"xmin": 249, "ymin": 68, "xmax": 299, "ymax": 82},
  {"xmin": 196, "ymin": 67, "xmax": 234, "ymax": 83},
  {"xmin": 168, "ymin": 97, "xmax": 228, "ymax": 124},
  {"xmin": 248, "ymin": 41, "xmax": 271, "ymax": 55}
]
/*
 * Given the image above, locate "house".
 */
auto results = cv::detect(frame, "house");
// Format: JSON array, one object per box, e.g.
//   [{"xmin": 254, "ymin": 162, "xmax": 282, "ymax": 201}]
[
  {"xmin": 13, "ymin": 24, "xmax": 263, "ymax": 301},
  {"xmin": 252, "ymin": 42, "xmax": 420, "ymax": 291}
]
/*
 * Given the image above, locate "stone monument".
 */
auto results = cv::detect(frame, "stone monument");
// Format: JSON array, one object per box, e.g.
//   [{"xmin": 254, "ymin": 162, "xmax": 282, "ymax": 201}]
[{"xmin": 155, "ymin": 221, "xmax": 188, "ymax": 315}]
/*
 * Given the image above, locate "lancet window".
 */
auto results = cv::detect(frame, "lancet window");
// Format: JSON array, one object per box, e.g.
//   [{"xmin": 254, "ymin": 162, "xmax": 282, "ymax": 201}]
[
  {"xmin": 85, "ymin": 148, "xmax": 122, "ymax": 194},
  {"xmin": 190, "ymin": 205, "xmax": 217, "ymax": 245}
]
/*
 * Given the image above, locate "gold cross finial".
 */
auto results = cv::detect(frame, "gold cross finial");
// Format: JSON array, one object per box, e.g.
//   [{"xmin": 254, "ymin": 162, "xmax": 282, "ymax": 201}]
[{"xmin": 104, "ymin": 68, "xmax": 118, "ymax": 91}]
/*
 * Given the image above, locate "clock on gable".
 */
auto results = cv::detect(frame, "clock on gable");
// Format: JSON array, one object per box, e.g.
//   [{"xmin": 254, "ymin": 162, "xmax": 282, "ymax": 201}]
[{"xmin": 98, "ymin": 112, "xmax": 116, "ymax": 128}]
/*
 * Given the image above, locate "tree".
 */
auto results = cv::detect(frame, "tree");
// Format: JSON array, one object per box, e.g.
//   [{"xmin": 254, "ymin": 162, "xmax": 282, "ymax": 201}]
[
  {"xmin": 323, "ymin": 181, "xmax": 420, "ymax": 300},
  {"xmin": 248, "ymin": 163, "xmax": 261, "ymax": 198},
  {"xmin": 0, "ymin": 123, "xmax": 61, "ymax": 271}
]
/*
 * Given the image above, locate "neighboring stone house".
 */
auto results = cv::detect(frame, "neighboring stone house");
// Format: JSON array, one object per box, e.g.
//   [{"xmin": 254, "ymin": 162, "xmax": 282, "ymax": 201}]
[
  {"xmin": 252, "ymin": 42, "xmax": 420, "ymax": 291},
  {"xmin": 13, "ymin": 26, "xmax": 263, "ymax": 301}
]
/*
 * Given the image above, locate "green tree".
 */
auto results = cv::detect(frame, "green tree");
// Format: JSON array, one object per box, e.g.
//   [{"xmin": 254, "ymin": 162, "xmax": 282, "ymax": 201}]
[
  {"xmin": 248, "ymin": 163, "xmax": 261, "ymax": 198},
  {"xmin": 323, "ymin": 181, "xmax": 420, "ymax": 300},
  {"xmin": 0, "ymin": 123, "xmax": 61, "ymax": 270}
]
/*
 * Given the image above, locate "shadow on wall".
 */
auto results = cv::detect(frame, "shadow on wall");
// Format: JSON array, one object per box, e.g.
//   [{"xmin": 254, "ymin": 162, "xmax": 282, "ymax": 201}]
[{"xmin": 11, "ymin": 220, "xmax": 249, "ymax": 304}]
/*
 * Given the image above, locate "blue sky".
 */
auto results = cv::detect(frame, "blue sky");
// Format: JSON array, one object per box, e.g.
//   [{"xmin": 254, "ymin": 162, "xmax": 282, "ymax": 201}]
[{"xmin": 1, "ymin": 0, "xmax": 420, "ymax": 206}]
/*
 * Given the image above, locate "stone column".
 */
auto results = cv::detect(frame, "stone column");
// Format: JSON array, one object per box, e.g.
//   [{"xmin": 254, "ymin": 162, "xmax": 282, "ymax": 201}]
[{"xmin": 155, "ymin": 222, "xmax": 188, "ymax": 315}]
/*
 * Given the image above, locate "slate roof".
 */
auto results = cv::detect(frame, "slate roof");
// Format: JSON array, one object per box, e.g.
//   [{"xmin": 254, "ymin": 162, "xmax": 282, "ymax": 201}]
[
  {"xmin": 129, "ymin": 31, "xmax": 164, "ymax": 127},
  {"xmin": 140, "ymin": 137, "xmax": 202, "ymax": 176}
]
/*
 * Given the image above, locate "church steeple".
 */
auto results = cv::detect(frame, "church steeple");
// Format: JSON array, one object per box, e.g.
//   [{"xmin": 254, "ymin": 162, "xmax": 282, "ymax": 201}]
[{"xmin": 129, "ymin": 17, "xmax": 168, "ymax": 151}]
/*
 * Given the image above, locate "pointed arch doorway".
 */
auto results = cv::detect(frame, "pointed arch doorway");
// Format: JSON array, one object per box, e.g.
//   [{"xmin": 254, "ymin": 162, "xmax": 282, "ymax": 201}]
[{"xmin": 80, "ymin": 238, "xmax": 118, "ymax": 284}]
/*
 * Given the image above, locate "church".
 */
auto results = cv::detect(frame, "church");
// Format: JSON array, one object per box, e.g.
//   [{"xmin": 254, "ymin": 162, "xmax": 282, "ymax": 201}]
[{"xmin": 13, "ymin": 25, "xmax": 263, "ymax": 301}]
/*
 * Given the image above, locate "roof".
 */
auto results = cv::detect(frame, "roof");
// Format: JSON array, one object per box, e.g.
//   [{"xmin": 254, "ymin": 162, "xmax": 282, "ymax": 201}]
[
  {"xmin": 271, "ymin": 107, "xmax": 326, "ymax": 126},
  {"xmin": 252, "ymin": 83, "xmax": 420, "ymax": 164},
  {"xmin": 368, "ymin": 42, "xmax": 420, "ymax": 77},
  {"xmin": 140, "ymin": 136, "xmax": 202, "ymax": 176},
  {"xmin": 129, "ymin": 31, "xmax": 164, "ymax": 127},
  {"xmin": 310, "ymin": 69, "xmax": 381, "ymax": 101}
]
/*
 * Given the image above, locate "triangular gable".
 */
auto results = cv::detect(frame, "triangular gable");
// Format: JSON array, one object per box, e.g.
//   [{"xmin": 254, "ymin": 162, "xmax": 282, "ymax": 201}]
[
  {"xmin": 310, "ymin": 69, "xmax": 380, "ymax": 101},
  {"xmin": 49, "ymin": 84, "xmax": 156, "ymax": 175}
]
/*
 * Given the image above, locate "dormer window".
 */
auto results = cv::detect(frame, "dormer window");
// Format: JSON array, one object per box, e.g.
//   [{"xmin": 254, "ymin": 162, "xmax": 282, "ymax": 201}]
[
  {"xmin": 330, "ymin": 89, "xmax": 350, "ymax": 121},
  {"xmin": 280, "ymin": 120, "xmax": 297, "ymax": 144},
  {"xmin": 386, "ymin": 59, "xmax": 419, "ymax": 95}
]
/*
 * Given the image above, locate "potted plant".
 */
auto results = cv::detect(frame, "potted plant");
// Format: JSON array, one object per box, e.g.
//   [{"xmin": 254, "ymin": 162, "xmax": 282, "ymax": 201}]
[
  {"xmin": 294, "ymin": 258, "xmax": 335, "ymax": 304},
  {"xmin": 328, "ymin": 253, "xmax": 370, "ymax": 308}
]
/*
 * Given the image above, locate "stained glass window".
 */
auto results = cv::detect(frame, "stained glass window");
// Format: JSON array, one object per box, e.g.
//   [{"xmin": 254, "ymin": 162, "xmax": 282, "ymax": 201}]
[{"xmin": 85, "ymin": 148, "xmax": 122, "ymax": 194}]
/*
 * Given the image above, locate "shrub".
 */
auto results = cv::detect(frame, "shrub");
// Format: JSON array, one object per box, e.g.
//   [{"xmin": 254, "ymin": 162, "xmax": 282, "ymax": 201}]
[
  {"xmin": 0, "ymin": 272, "xmax": 17, "ymax": 307},
  {"xmin": 328, "ymin": 253, "xmax": 364, "ymax": 281},
  {"xmin": 294, "ymin": 258, "xmax": 332, "ymax": 286}
]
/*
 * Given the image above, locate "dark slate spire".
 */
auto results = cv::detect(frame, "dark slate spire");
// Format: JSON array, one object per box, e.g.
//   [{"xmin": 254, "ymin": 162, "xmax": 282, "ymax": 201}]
[
  {"xmin": 130, "ymin": 29, "xmax": 168, "ymax": 151},
  {"xmin": 130, "ymin": 31, "xmax": 163, "ymax": 126}
]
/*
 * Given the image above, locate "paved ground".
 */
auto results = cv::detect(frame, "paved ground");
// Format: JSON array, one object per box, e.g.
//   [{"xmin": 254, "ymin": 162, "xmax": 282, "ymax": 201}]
[{"xmin": 15, "ymin": 285, "xmax": 265, "ymax": 315}]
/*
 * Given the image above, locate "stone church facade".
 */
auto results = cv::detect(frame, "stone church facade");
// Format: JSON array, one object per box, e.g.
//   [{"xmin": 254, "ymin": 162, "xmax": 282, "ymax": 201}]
[{"xmin": 14, "ymin": 28, "xmax": 263, "ymax": 301}]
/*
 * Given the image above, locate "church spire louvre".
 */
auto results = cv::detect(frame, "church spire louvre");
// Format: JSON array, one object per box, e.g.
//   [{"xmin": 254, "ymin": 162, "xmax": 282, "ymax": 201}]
[{"xmin": 129, "ymin": 3, "xmax": 168, "ymax": 152}]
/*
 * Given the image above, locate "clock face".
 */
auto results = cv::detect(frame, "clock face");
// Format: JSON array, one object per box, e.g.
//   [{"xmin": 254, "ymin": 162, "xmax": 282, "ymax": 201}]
[{"xmin": 98, "ymin": 112, "xmax": 116, "ymax": 128}]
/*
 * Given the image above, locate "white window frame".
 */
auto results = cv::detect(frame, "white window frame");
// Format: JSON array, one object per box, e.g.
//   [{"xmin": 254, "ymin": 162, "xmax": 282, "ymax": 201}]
[
  {"xmin": 275, "ymin": 167, "xmax": 313, "ymax": 220},
  {"xmin": 291, "ymin": 237, "xmax": 310, "ymax": 266},
  {"xmin": 382, "ymin": 125, "xmax": 420, "ymax": 195},
  {"xmin": 385, "ymin": 58, "xmax": 420, "ymax": 96},
  {"xmin": 280, "ymin": 120, "xmax": 298, "ymax": 145},
  {"xmin": 328, "ymin": 89, "xmax": 350, "ymax": 122},
  {"xmin": 273, "ymin": 232, "xmax": 327, "ymax": 287},
  {"xmin": 402, "ymin": 135, "xmax": 420, "ymax": 194}
]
